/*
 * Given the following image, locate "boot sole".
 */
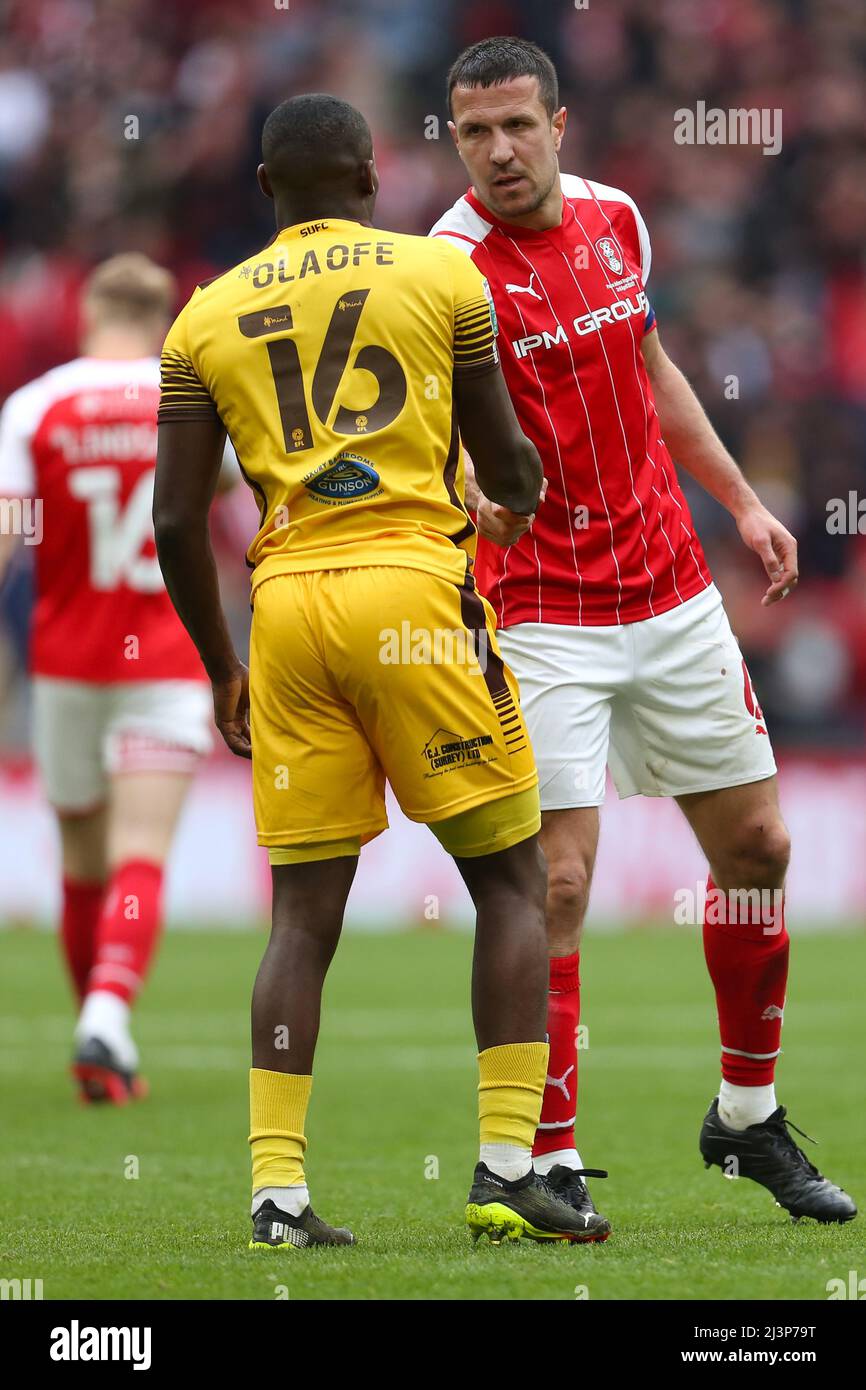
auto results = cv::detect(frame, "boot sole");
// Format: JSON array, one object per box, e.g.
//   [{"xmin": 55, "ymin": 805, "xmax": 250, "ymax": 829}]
[{"xmin": 466, "ymin": 1200, "xmax": 610, "ymax": 1245}]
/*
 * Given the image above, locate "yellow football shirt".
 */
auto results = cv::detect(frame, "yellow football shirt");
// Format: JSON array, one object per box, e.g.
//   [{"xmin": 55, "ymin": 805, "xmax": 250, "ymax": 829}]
[{"xmin": 158, "ymin": 219, "xmax": 499, "ymax": 591}]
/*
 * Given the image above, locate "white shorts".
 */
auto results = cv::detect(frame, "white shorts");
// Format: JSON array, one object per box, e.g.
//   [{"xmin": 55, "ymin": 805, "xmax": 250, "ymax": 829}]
[
  {"xmin": 497, "ymin": 584, "xmax": 777, "ymax": 810},
  {"xmin": 32, "ymin": 678, "xmax": 213, "ymax": 813}
]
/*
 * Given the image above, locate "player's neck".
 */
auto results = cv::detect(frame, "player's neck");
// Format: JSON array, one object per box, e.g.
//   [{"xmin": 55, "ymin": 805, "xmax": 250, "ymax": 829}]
[
  {"xmin": 81, "ymin": 328, "xmax": 156, "ymax": 360},
  {"xmin": 476, "ymin": 172, "xmax": 564, "ymax": 233},
  {"xmin": 274, "ymin": 198, "xmax": 374, "ymax": 232}
]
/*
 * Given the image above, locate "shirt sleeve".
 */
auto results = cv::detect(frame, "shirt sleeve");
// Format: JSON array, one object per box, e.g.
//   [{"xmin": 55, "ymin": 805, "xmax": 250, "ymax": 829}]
[
  {"xmin": 627, "ymin": 197, "xmax": 657, "ymax": 333},
  {"xmin": 0, "ymin": 385, "xmax": 38, "ymax": 496},
  {"xmin": 630, "ymin": 198, "xmax": 652, "ymax": 287},
  {"xmin": 446, "ymin": 244, "xmax": 500, "ymax": 379},
  {"xmin": 157, "ymin": 294, "xmax": 221, "ymax": 424}
]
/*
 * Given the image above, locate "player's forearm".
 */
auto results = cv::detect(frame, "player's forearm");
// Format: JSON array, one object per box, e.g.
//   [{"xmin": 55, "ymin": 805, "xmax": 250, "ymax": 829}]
[
  {"xmin": 649, "ymin": 350, "xmax": 760, "ymax": 520},
  {"xmin": 475, "ymin": 437, "xmax": 543, "ymax": 516},
  {"xmin": 454, "ymin": 368, "xmax": 543, "ymax": 516},
  {"xmin": 463, "ymin": 452, "xmax": 481, "ymax": 511},
  {"xmin": 153, "ymin": 519, "xmax": 239, "ymax": 683}
]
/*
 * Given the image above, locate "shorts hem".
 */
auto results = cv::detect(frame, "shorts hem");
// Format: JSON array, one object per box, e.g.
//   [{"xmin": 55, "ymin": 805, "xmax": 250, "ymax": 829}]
[
  {"xmin": 614, "ymin": 767, "xmax": 778, "ymax": 801},
  {"xmin": 256, "ymin": 818, "xmax": 388, "ymax": 848},
  {"xmin": 539, "ymin": 795, "xmax": 605, "ymax": 812},
  {"xmin": 48, "ymin": 796, "xmax": 109, "ymax": 817},
  {"xmin": 108, "ymin": 746, "xmax": 208, "ymax": 773},
  {"xmin": 448, "ymin": 812, "xmax": 541, "ymax": 858},
  {"xmin": 400, "ymin": 771, "xmax": 539, "ymax": 826}
]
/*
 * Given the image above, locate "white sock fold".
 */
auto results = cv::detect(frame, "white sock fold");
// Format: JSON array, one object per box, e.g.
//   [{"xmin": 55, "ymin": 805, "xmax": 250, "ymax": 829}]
[
  {"xmin": 252, "ymin": 1184, "xmax": 310, "ymax": 1218},
  {"xmin": 533, "ymin": 1146, "xmax": 584, "ymax": 1176},
  {"xmin": 717, "ymin": 1080, "xmax": 777, "ymax": 1131},
  {"xmin": 479, "ymin": 1143, "xmax": 532, "ymax": 1183},
  {"xmin": 75, "ymin": 990, "xmax": 137, "ymax": 1071}
]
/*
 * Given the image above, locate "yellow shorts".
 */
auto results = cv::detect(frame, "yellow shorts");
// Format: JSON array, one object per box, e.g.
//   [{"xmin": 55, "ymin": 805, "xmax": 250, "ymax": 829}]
[{"xmin": 249, "ymin": 567, "xmax": 538, "ymax": 852}]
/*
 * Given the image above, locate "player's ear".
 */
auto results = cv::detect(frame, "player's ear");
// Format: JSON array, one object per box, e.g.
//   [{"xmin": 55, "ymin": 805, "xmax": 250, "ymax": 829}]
[
  {"xmin": 257, "ymin": 163, "xmax": 274, "ymax": 200},
  {"xmin": 551, "ymin": 106, "xmax": 567, "ymax": 152},
  {"xmin": 447, "ymin": 120, "xmax": 459, "ymax": 149},
  {"xmin": 360, "ymin": 158, "xmax": 377, "ymax": 199}
]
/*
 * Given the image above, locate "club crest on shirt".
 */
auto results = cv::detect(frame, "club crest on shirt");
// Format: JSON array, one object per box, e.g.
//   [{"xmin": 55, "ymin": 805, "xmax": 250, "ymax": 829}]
[{"xmin": 594, "ymin": 236, "xmax": 624, "ymax": 275}]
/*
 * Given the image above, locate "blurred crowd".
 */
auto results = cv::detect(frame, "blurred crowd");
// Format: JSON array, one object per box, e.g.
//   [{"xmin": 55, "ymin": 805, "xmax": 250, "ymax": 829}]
[{"xmin": 1, "ymin": 0, "xmax": 864, "ymax": 747}]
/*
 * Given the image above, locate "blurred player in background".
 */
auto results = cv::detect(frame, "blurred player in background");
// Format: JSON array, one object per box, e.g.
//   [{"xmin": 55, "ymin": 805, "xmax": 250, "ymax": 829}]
[
  {"xmin": 432, "ymin": 37, "xmax": 855, "ymax": 1227},
  {"xmin": 0, "ymin": 255, "xmax": 219, "ymax": 1105},
  {"xmin": 153, "ymin": 93, "xmax": 617, "ymax": 1250}
]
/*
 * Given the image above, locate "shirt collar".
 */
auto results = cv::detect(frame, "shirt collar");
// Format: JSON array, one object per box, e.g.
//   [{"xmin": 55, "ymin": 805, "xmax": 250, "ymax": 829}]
[{"xmin": 465, "ymin": 185, "xmax": 571, "ymax": 244}]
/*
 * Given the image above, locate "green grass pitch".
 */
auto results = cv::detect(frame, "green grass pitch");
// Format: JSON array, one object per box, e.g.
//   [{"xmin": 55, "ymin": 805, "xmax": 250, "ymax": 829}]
[{"xmin": 0, "ymin": 924, "xmax": 862, "ymax": 1301}]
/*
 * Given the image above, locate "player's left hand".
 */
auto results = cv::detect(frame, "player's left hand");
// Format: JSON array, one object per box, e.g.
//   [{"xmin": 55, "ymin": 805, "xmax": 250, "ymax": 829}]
[
  {"xmin": 212, "ymin": 662, "xmax": 251, "ymax": 759},
  {"xmin": 476, "ymin": 478, "xmax": 547, "ymax": 547},
  {"xmin": 477, "ymin": 497, "xmax": 533, "ymax": 546},
  {"xmin": 736, "ymin": 504, "xmax": 799, "ymax": 606}
]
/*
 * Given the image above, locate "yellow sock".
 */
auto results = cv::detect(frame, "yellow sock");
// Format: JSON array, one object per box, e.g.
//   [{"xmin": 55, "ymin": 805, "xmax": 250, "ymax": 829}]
[
  {"xmin": 478, "ymin": 1041, "xmax": 549, "ymax": 1149},
  {"xmin": 249, "ymin": 1068, "xmax": 312, "ymax": 1192}
]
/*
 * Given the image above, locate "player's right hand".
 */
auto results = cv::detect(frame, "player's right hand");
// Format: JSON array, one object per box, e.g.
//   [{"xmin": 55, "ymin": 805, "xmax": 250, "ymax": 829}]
[
  {"xmin": 477, "ymin": 478, "xmax": 547, "ymax": 547},
  {"xmin": 212, "ymin": 662, "xmax": 252, "ymax": 759},
  {"xmin": 735, "ymin": 503, "xmax": 799, "ymax": 606}
]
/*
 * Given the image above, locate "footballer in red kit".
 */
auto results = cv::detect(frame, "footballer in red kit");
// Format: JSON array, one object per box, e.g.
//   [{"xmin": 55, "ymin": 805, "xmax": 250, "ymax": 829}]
[
  {"xmin": 435, "ymin": 177, "xmax": 711, "ymax": 630},
  {"xmin": 431, "ymin": 36, "xmax": 855, "ymax": 1231},
  {"xmin": 0, "ymin": 255, "xmax": 221, "ymax": 1105}
]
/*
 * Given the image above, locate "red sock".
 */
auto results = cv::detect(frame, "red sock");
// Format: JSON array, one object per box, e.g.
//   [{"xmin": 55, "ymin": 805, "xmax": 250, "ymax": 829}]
[
  {"xmin": 86, "ymin": 859, "xmax": 164, "ymax": 1005},
  {"xmin": 60, "ymin": 878, "xmax": 104, "ymax": 1003},
  {"xmin": 533, "ymin": 951, "xmax": 580, "ymax": 1158},
  {"xmin": 702, "ymin": 875, "xmax": 788, "ymax": 1086}
]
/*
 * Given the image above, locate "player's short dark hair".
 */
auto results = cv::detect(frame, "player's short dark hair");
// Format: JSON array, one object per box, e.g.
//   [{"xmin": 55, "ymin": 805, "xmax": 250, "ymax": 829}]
[
  {"xmin": 261, "ymin": 94, "xmax": 373, "ymax": 179},
  {"xmin": 447, "ymin": 36, "xmax": 559, "ymax": 119}
]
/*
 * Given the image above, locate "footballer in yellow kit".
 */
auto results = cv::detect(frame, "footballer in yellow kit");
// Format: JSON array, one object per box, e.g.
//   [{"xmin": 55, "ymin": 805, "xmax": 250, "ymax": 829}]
[
  {"xmin": 159, "ymin": 213, "xmax": 538, "ymax": 858},
  {"xmin": 154, "ymin": 94, "xmax": 602, "ymax": 1253}
]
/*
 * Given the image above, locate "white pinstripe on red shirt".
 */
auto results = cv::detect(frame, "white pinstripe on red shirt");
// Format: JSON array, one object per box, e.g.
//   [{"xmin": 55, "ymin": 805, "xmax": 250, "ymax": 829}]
[{"xmin": 430, "ymin": 175, "xmax": 711, "ymax": 627}]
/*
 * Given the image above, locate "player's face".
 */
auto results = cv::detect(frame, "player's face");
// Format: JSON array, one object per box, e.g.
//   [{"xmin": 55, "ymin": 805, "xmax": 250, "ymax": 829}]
[{"xmin": 449, "ymin": 76, "xmax": 566, "ymax": 223}]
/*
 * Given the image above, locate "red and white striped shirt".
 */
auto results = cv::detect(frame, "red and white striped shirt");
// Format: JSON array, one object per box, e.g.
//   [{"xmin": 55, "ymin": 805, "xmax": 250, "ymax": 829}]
[
  {"xmin": 0, "ymin": 357, "xmax": 206, "ymax": 682},
  {"xmin": 430, "ymin": 175, "xmax": 711, "ymax": 627}
]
